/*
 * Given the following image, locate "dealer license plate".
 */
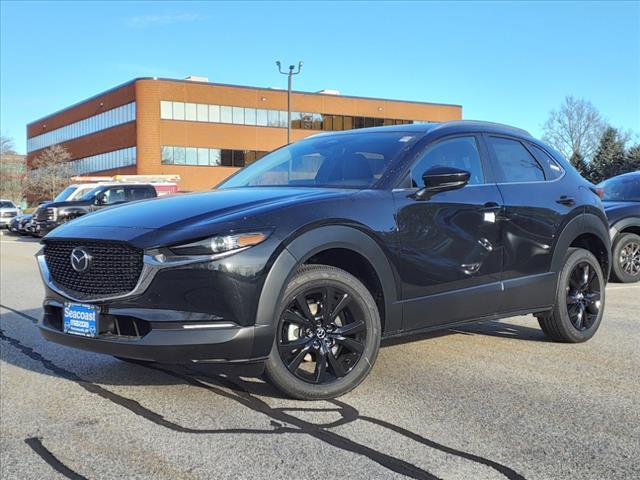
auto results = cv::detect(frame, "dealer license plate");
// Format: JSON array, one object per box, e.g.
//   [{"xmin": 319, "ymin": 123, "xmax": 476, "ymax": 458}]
[{"xmin": 63, "ymin": 303, "xmax": 99, "ymax": 337}]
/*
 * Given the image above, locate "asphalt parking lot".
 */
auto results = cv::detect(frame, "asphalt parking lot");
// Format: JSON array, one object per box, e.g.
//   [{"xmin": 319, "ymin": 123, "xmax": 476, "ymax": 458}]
[{"xmin": 1, "ymin": 231, "xmax": 639, "ymax": 480}]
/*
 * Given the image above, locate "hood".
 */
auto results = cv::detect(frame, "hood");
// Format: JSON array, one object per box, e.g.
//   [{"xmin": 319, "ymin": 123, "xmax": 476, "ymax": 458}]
[
  {"xmin": 47, "ymin": 187, "xmax": 356, "ymax": 243},
  {"xmin": 45, "ymin": 199, "xmax": 93, "ymax": 209}
]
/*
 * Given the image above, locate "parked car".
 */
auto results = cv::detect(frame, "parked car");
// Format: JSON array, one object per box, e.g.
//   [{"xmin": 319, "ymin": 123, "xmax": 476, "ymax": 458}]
[
  {"xmin": 598, "ymin": 171, "xmax": 640, "ymax": 283},
  {"xmin": 9, "ymin": 213, "xmax": 30, "ymax": 234},
  {"xmin": 33, "ymin": 183, "xmax": 157, "ymax": 237},
  {"xmin": 36, "ymin": 121, "xmax": 611, "ymax": 399},
  {"xmin": 0, "ymin": 199, "xmax": 21, "ymax": 229}
]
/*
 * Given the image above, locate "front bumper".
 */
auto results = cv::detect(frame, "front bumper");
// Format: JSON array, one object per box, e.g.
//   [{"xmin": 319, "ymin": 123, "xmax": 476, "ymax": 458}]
[
  {"xmin": 40, "ymin": 301, "xmax": 271, "ymax": 369},
  {"xmin": 36, "ymin": 242, "xmax": 278, "ymax": 368}
]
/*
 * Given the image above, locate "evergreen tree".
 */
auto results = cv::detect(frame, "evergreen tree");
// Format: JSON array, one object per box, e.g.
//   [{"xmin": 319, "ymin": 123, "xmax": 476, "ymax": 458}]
[
  {"xmin": 568, "ymin": 151, "xmax": 589, "ymax": 178},
  {"xmin": 588, "ymin": 127, "xmax": 626, "ymax": 183},
  {"xmin": 623, "ymin": 144, "xmax": 640, "ymax": 173}
]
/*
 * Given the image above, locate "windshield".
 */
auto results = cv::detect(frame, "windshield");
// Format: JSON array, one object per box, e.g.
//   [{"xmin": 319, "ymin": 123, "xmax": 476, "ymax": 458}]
[
  {"xmin": 54, "ymin": 186, "xmax": 78, "ymax": 202},
  {"xmin": 68, "ymin": 186, "xmax": 97, "ymax": 200},
  {"xmin": 599, "ymin": 174, "xmax": 640, "ymax": 202},
  {"xmin": 219, "ymin": 132, "xmax": 419, "ymax": 189},
  {"xmin": 0, "ymin": 201, "xmax": 16, "ymax": 208}
]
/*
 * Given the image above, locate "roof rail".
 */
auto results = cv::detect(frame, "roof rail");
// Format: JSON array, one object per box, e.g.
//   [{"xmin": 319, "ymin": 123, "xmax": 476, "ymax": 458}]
[{"xmin": 433, "ymin": 120, "xmax": 531, "ymax": 136}]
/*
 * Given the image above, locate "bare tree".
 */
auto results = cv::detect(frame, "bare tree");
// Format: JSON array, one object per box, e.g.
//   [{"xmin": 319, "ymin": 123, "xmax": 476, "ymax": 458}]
[
  {"xmin": 542, "ymin": 96, "xmax": 605, "ymax": 161},
  {"xmin": 0, "ymin": 135, "xmax": 25, "ymax": 203},
  {"xmin": 24, "ymin": 145, "xmax": 74, "ymax": 201},
  {"xmin": 1, "ymin": 134, "xmax": 16, "ymax": 155}
]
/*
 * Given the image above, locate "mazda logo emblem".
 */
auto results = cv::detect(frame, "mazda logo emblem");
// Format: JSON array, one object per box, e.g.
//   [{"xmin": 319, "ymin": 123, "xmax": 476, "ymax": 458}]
[{"xmin": 70, "ymin": 247, "xmax": 92, "ymax": 273}]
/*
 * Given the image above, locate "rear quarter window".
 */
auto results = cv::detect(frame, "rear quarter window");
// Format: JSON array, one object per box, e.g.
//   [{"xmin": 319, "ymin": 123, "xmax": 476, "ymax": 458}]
[{"xmin": 528, "ymin": 144, "xmax": 564, "ymax": 180}]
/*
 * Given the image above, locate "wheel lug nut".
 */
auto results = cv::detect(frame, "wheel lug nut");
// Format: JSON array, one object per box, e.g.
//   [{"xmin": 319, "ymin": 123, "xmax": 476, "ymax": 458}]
[{"xmin": 313, "ymin": 341, "xmax": 319, "ymax": 349}]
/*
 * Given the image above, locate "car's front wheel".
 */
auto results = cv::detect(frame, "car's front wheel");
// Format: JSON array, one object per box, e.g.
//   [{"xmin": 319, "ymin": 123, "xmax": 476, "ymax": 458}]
[
  {"xmin": 265, "ymin": 264, "xmax": 381, "ymax": 400},
  {"xmin": 537, "ymin": 248, "xmax": 605, "ymax": 343},
  {"xmin": 611, "ymin": 232, "xmax": 640, "ymax": 283}
]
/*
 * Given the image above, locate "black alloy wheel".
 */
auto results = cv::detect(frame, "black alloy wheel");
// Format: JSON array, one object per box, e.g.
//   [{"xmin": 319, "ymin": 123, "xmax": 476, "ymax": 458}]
[
  {"xmin": 265, "ymin": 264, "xmax": 380, "ymax": 400},
  {"xmin": 565, "ymin": 261, "xmax": 602, "ymax": 331},
  {"xmin": 277, "ymin": 285, "xmax": 366, "ymax": 385},
  {"xmin": 537, "ymin": 247, "xmax": 605, "ymax": 343}
]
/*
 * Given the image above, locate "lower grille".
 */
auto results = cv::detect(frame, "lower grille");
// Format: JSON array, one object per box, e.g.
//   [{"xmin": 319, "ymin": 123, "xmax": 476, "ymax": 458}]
[{"xmin": 44, "ymin": 240, "xmax": 144, "ymax": 299}]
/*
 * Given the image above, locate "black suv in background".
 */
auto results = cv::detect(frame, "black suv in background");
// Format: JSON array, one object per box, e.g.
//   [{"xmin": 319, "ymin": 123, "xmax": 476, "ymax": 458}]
[
  {"xmin": 37, "ymin": 121, "xmax": 610, "ymax": 399},
  {"xmin": 598, "ymin": 171, "xmax": 640, "ymax": 283},
  {"xmin": 34, "ymin": 183, "xmax": 157, "ymax": 237}
]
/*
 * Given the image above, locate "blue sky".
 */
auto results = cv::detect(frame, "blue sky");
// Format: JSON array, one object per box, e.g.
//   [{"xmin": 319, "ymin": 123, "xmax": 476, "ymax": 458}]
[{"xmin": 1, "ymin": 0, "xmax": 639, "ymax": 154}]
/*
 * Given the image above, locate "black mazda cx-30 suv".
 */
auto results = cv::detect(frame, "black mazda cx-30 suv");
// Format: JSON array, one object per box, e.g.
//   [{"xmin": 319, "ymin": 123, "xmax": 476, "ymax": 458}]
[{"xmin": 37, "ymin": 121, "xmax": 611, "ymax": 399}]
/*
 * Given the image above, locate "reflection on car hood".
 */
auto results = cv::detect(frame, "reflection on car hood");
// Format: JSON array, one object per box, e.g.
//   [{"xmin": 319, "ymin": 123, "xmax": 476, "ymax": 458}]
[{"xmin": 48, "ymin": 187, "xmax": 355, "ymax": 231}]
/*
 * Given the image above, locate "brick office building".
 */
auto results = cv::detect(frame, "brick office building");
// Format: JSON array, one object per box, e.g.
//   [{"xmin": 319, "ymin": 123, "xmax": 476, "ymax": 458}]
[{"xmin": 26, "ymin": 77, "xmax": 462, "ymax": 191}]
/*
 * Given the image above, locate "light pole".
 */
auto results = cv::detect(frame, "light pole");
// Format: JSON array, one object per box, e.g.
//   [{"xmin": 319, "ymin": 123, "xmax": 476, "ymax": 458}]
[{"xmin": 276, "ymin": 60, "xmax": 303, "ymax": 144}]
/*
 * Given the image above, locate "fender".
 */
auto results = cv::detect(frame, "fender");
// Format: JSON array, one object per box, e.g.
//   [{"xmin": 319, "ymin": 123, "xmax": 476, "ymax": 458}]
[
  {"xmin": 255, "ymin": 225, "xmax": 401, "ymax": 334},
  {"xmin": 57, "ymin": 206, "xmax": 91, "ymax": 221},
  {"xmin": 610, "ymin": 216, "xmax": 640, "ymax": 241},
  {"xmin": 550, "ymin": 212, "xmax": 611, "ymax": 278}
]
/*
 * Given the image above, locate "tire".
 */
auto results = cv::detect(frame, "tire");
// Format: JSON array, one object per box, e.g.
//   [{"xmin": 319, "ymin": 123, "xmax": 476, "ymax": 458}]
[
  {"xmin": 265, "ymin": 264, "xmax": 381, "ymax": 400},
  {"xmin": 537, "ymin": 248, "xmax": 605, "ymax": 343},
  {"xmin": 610, "ymin": 232, "xmax": 640, "ymax": 283}
]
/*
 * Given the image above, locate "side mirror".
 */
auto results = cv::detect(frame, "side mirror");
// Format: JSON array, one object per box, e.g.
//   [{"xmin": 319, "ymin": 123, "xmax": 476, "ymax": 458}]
[
  {"xmin": 94, "ymin": 193, "xmax": 106, "ymax": 205},
  {"xmin": 416, "ymin": 166, "xmax": 470, "ymax": 200}
]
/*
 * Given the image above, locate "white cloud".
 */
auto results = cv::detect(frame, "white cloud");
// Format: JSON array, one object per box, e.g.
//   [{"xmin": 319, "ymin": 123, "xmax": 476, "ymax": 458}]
[{"xmin": 124, "ymin": 13, "xmax": 205, "ymax": 28}]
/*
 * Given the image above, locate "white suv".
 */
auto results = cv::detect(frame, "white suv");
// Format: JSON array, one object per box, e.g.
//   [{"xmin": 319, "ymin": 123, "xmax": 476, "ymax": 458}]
[{"xmin": 0, "ymin": 199, "xmax": 21, "ymax": 228}]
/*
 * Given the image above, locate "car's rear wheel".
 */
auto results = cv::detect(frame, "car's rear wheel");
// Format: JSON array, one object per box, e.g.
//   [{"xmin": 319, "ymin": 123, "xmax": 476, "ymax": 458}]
[
  {"xmin": 611, "ymin": 232, "xmax": 640, "ymax": 283},
  {"xmin": 537, "ymin": 248, "xmax": 605, "ymax": 343},
  {"xmin": 265, "ymin": 264, "xmax": 381, "ymax": 400}
]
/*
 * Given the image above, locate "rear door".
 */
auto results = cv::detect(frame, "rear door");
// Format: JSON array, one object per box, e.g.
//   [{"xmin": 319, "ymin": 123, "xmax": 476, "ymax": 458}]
[
  {"xmin": 483, "ymin": 135, "xmax": 571, "ymax": 311},
  {"xmin": 394, "ymin": 134, "xmax": 505, "ymax": 330},
  {"xmin": 127, "ymin": 186, "xmax": 156, "ymax": 201}
]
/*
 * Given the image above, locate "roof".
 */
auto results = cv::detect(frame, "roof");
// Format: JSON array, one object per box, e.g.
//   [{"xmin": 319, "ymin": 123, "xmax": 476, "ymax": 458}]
[{"xmin": 309, "ymin": 120, "xmax": 533, "ymax": 139}]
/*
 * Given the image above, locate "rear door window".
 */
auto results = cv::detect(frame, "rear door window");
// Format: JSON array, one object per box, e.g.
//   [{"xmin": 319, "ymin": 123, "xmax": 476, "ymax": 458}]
[
  {"xmin": 128, "ymin": 187, "xmax": 154, "ymax": 201},
  {"xmin": 487, "ymin": 136, "xmax": 545, "ymax": 183}
]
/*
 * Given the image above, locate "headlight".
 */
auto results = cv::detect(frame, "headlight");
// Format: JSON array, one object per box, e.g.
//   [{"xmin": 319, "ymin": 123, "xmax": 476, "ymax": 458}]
[{"xmin": 169, "ymin": 231, "xmax": 270, "ymax": 256}]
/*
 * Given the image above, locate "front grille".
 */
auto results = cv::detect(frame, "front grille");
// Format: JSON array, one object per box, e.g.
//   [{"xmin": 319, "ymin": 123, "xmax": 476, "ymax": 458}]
[
  {"xmin": 1, "ymin": 211, "xmax": 17, "ymax": 218},
  {"xmin": 34, "ymin": 207, "xmax": 47, "ymax": 221},
  {"xmin": 44, "ymin": 240, "xmax": 144, "ymax": 299}
]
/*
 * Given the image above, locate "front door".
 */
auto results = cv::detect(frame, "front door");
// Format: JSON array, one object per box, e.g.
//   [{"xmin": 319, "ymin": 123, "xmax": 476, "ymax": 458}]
[{"xmin": 394, "ymin": 135, "xmax": 504, "ymax": 330}]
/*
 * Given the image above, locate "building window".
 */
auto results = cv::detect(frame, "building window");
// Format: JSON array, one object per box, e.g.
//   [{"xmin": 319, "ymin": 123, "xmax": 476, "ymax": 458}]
[
  {"xmin": 197, "ymin": 104, "xmax": 209, "ymax": 122},
  {"xmin": 244, "ymin": 108, "xmax": 256, "ymax": 125},
  {"xmin": 232, "ymin": 106, "xmax": 245, "ymax": 125},
  {"xmin": 185, "ymin": 103, "xmax": 197, "ymax": 121},
  {"xmin": 156, "ymin": 100, "xmax": 421, "ymax": 134},
  {"xmin": 209, "ymin": 105, "xmax": 220, "ymax": 123},
  {"xmin": 160, "ymin": 101, "xmax": 172, "ymax": 120},
  {"xmin": 210, "ymin": 148, "xmax": 221, "ymax": 166},
  {"xmin": 161, "ymin": 145, "xmax": 267, "ymax": 168},
  {"xmin": 220, "ymin": 106, "xmax": 232, "ymax": 123},
  {"xmin": 256, "ymin": 109, "xmax": 268, "ymax": 126},
  {"xmin": 161, "ymin": 146, "xmax": 173, "ymax": 164},
  {"xmin": 197, "ymin": 147, "xmax": 209, "ymax": 165},
  {"xmin": 174, "ymin": 146, "xmax": 186, "ymax": 165},
  {"xmin": 185, "ymin": 147, "xmax": 198, "ymax": 165},
  {"xmin": 173, "ymin": 102, "xmax": 185, "ymax": 120},
  {"xmin": 27, "ymin": 102, "xmax": 136, "ymax": 153}
]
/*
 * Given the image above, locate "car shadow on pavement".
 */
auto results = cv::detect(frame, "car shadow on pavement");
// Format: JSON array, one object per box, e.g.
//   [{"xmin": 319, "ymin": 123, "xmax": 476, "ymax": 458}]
[{"xmin": 382, "ymin": 318, "xmax": 547, "ymax": 348}]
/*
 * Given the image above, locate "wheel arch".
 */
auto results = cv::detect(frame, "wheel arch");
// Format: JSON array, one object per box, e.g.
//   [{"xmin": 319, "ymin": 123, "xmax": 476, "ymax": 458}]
[
  {"xmin": 551, "ymin": 213, "xmax": 611, "ymax": 281},
  {"xmin": 610, "ymin": 217, "xmax": 640, "ymax": 241},
  {"xmin": 255, "ymin": 225, "xmax": 401, "ymax": 334}
]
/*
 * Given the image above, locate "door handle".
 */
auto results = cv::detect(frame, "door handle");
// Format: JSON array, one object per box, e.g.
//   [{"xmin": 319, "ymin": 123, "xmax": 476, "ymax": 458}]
[
  {"xmin": 479, "ymin": 202, "xmax": 501, "ymax": 212},
  {"xmin": 556, "ymin": 196, "xmax": 575, "ymax": 207}
]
